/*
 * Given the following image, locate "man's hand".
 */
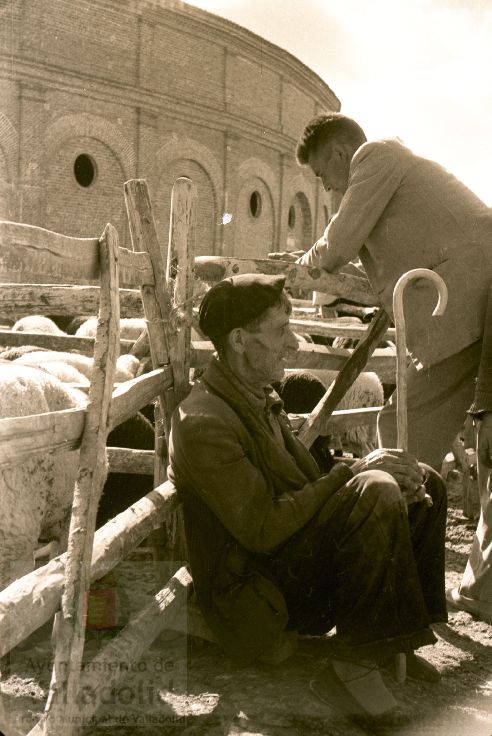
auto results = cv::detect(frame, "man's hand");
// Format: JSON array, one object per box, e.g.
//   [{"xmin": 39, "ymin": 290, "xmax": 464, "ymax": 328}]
[
  {"xmin": 477, "ymin": 412, "xmax": 492, "ymax": 468},
  {"xmin": 267, "ymin": 250, "xmax": 305, "ymax": 262},
  {"xmin": 351, "ymin": 448, "xmax": 426, "ymax": 502}
]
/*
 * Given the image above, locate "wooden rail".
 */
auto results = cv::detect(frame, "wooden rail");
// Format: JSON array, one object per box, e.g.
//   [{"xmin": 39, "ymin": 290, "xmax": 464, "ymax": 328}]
[
  {"xmin": 191, "ymin": 340, "xmax": 396, "ymax": 383},
  {"xmin": 0, "ymin": 284, "xmax": 143, "ymax": 318},
  {"xmin": 194, "ymin": 256, "xmax": 378, "ymax": 306},
  {"xmin": 290, "ymin": 317, "xmax": 396, "ymax": 342},
  {"xmin": 0, "ymin": 329, "xmax": 135, "ymax": 355}
]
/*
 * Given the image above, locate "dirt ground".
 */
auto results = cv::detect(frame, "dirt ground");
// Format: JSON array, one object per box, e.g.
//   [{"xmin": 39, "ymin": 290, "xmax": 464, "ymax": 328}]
[{"xmin": 1, "ymin": 472, "xmax": 492, "ymax": 736}]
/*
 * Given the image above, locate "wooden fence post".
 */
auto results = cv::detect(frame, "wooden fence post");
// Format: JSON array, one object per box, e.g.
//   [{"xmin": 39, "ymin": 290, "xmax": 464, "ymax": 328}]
[
  {"xmin": 40, "ymin": 225, "xmax": 120, "ymax": 736},
  {"xmin": 164, "ymin": 177, "xmax": 197, "ymax": 563}
]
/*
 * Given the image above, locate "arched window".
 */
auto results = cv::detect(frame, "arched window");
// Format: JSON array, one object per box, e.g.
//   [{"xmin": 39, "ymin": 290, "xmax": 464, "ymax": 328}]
[
  {"xmin": 249, "ymin": 190, "xmax": 262, "ymax": 218},
  {"xmin": 74, "ymin": 154, "xmax": 97, "ymax": 188}
]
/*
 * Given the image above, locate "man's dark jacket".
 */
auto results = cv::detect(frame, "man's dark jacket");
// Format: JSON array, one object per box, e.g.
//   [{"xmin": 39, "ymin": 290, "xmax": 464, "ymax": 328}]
[{"xmin": 168, "ymin": 358, "xmax": 352, "ymax": 665}]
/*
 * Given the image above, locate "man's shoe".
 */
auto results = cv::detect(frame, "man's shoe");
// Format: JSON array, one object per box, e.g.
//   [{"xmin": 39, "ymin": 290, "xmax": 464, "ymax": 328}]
[
  {"xmin": 310, "ymin": 658, "xmax": 402, "ymax": 728},
  {"xmin": 446, "ymin": 587, "xmax": 492, "ymax": 624}
]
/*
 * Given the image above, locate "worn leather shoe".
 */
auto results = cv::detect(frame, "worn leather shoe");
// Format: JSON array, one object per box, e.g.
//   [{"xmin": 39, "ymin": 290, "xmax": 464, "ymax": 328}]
[{"xmin": 310, "ymin": 658, "xmax": 404, "ymax": 730}]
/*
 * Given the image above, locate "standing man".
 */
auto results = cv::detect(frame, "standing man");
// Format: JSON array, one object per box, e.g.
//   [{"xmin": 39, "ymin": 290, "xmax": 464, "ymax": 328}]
[
  {"xmin": 169, "ymin": 273, "xmax": 447, "ymax": 728},
  {"xmin": 448, "ymin": 285, "xmax": 492, "ymax": 622},
  {"xmin": 294, "ymin": 112, "xmax": 492, "ymax": 472}
]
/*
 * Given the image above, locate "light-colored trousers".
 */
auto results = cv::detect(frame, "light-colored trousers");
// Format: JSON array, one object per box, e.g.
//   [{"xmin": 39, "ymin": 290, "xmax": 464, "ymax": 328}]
[
  {"xmin": 459, "ymin": 451, "xmax": 492, "ymax": 608},
  {"xmin": 377, "ymin": 342, "xmax": 481, "ymax": 470},
  {"xmin": 378, "ymin": 340, "xmax": 492, "ymax": 606}
]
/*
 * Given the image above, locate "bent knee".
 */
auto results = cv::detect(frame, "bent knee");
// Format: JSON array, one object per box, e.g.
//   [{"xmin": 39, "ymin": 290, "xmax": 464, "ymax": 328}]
[{"xmin": 356, "ymin": 469, "xmax": 403, "ymax": 507}]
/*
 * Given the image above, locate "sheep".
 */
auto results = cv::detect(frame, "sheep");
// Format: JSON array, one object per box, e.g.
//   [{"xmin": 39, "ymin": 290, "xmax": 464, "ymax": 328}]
[
  {"xmin": 11, "ymin": 315, "xmax": 66, "ymax": 335},
  {"xmin": 23, "ymin": 360, "xmax": 90, "ymax": 386},
  {"xmin": 75, "ymin": 316, "xmax": 146, "ymax": 341},
  {"xmin": 275, "ymin": 368, "xmax": 384, "ymax": 459},
  {"xmin": 13, "ymin": 350, "xmax": 140, "ymax": 384},
  {"xmin": 0, "ymin": 363, "xmax": 156, "ymax": 591},
  {"xmin": 0, "ymin": 345, "xmax": 50, "ymax": 361},
  {"xmin": 0, "ymin": 364, "xmax": 87, "ymax": 589}
]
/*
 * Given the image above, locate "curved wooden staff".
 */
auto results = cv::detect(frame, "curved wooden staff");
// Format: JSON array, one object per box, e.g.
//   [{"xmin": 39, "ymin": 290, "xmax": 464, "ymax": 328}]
[
  {"xmin": 393, "ymin": 268, "xmax": 448, "ymax": 497},
  {"xmin": 392, "ymin": 268, "xmax": 448, "ymax": 684}
]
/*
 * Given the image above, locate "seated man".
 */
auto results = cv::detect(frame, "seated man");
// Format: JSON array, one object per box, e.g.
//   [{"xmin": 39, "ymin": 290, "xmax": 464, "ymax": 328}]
[{"xmin": 168, "ymin": 274, "xmax": 447, "ymax": 727}]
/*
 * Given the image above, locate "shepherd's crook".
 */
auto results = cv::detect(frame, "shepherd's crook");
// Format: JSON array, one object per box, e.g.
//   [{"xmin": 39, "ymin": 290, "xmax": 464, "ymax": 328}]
[
  {"xmin": 392, "ymin": 268, "xmax": 448, "ymax": 685},
  {"xmin": 393, "ymin": 267, "xmax": 448, "ymax": 486}
]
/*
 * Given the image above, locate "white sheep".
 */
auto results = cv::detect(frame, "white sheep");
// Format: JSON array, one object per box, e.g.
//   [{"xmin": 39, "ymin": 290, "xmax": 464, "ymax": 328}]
[
  {"xmin": 75, "ymin": 316, "xmax": 146, "ymax": 341},
  {"xmin": 12, "ymin": 315, "xmax": 66, "ymax": 335},
  {"xmin": 13, "ymin": 350, "xmax": 140, "ymax": 384},
  {"xmin": 279, "ymin": 368, "xmax": 384, "ymax": 457},
  {"xmin": 0, "ymin": 364, "xmax": 87, "ymax": 590},
  {"xmin": 23, "ymin": 360, "xmax": 90, "ymax": 385}
]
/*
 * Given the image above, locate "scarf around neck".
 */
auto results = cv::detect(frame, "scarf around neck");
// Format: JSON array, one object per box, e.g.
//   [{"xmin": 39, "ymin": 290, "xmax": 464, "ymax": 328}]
[{"xmin": 201, "ymin": 358, "xmax": 321, "ymax": 497}]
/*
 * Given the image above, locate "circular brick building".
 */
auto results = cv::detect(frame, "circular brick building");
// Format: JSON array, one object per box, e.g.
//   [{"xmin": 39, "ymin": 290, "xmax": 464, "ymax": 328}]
[{"xmin": 0, "ymin": 0, "xmax": 340, "ymax": 257}]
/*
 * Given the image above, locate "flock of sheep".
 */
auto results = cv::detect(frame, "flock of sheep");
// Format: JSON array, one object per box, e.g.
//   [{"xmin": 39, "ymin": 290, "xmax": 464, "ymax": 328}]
[
  {"xmin": 0, "ymin": 315, "xmax": 154, "ymax": 591},
  {"xmin": 0, "ymin": 312, "xmax": 385, "ymax": 592}
]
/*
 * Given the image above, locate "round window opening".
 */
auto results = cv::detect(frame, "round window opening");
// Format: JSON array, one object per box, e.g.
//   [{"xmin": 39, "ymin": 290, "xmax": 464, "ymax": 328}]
[
  {"xmin": 249, "ymin": 191, "xmax": 262, "ymax": 218},
  {"xmin": 288, "ymin": 205, "xmax": 296, "ymax": 229},
  {"xmin": 74, "ymin": 154, "xmax": 97, "ymax": 188}
]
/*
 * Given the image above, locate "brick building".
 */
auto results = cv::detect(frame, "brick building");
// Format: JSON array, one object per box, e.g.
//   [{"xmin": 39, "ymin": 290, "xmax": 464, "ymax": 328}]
[{"xmin": 0, "ymin": 0, "xmax": 340, "ymax": 257}]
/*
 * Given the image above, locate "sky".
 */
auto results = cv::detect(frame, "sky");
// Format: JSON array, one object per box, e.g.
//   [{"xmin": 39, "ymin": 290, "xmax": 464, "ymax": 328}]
[{"xmin": 186, "ymin": 0, "xmax": 492, "ymax": 205}]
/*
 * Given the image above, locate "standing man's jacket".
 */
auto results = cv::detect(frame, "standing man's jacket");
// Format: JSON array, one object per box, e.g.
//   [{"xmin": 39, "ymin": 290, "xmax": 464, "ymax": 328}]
[
  {"xmin": 168, "ymin": 358, "xmax": 352, "ymax": 664},
  {"xmin": 299, "ymin": 139, "xmax": 492, "ymax": 367}
]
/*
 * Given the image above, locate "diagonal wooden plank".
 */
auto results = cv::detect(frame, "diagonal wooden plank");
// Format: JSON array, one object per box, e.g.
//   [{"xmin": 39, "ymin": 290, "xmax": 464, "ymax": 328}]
[
  {"xmin": 297, "ymin": 309, "xmax": 392, "ymax": 447},
  {"xmin": 0, "ymin": 482, "xmax": 179, "ymax": 659}
]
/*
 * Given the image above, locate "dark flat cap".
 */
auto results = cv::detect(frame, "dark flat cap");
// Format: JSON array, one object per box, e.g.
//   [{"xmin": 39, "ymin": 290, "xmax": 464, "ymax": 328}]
[{"xmin": 199, "ymin": 274, "xmax": 287, "ymax": 341}]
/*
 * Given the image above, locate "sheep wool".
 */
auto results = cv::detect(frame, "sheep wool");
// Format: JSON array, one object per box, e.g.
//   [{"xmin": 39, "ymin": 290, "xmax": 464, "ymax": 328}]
[
  {"xmin": 12, "ymin": 315, "xmax": 66, "ymax": 335},
  {"xmin": 0, "ymin": 364, "xmax": 86, "ymax": 589}
]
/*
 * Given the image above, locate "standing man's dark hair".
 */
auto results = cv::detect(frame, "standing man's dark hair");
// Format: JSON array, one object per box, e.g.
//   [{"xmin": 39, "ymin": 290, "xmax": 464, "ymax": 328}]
[{"xmin": 296, "ymin": 112, "xmax": 367, "ymax": 165}]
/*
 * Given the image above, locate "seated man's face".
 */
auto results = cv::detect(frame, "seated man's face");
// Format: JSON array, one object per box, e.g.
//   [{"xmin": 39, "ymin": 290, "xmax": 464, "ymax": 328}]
[{"xmin": 241, "ymin": 304, "xmax": 299, "ymax": 386}]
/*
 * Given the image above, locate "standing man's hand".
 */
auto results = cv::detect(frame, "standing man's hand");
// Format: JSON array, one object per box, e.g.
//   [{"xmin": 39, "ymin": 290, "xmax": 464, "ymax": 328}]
[
  {"xmin": 477, "ymin": 413, "xmax": 492, "ymax": 468},
  {"xmin": 351, "ymin": 448, "xmax": 426, "ymax": 502},
  {"xmin": 267, "ymin": 250, "xmax": 306, "ymax": 261}
]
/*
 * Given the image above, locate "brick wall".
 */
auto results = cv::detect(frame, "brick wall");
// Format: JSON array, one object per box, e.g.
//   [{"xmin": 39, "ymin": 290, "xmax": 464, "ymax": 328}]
[
  {"xmin": 41, "ymin": 135, "xmax": 129, "ymax": 245},
  {"xmin": 0, "ymin": 0, "xmax": 340, "ymax": 257},
  {"xmin": 21, "ymin": 0, "xmax": 138, "ymax": 86}
]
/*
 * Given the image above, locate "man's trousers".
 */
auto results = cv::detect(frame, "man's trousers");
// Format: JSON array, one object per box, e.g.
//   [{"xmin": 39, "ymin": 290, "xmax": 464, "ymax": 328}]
[
  {"xmin": 377, "ymin": 341, "xmax": 481, "ymax": 471},
  {"xmin": 264, "ymin": 466, "xmax": 447, "ymax": 663}
]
